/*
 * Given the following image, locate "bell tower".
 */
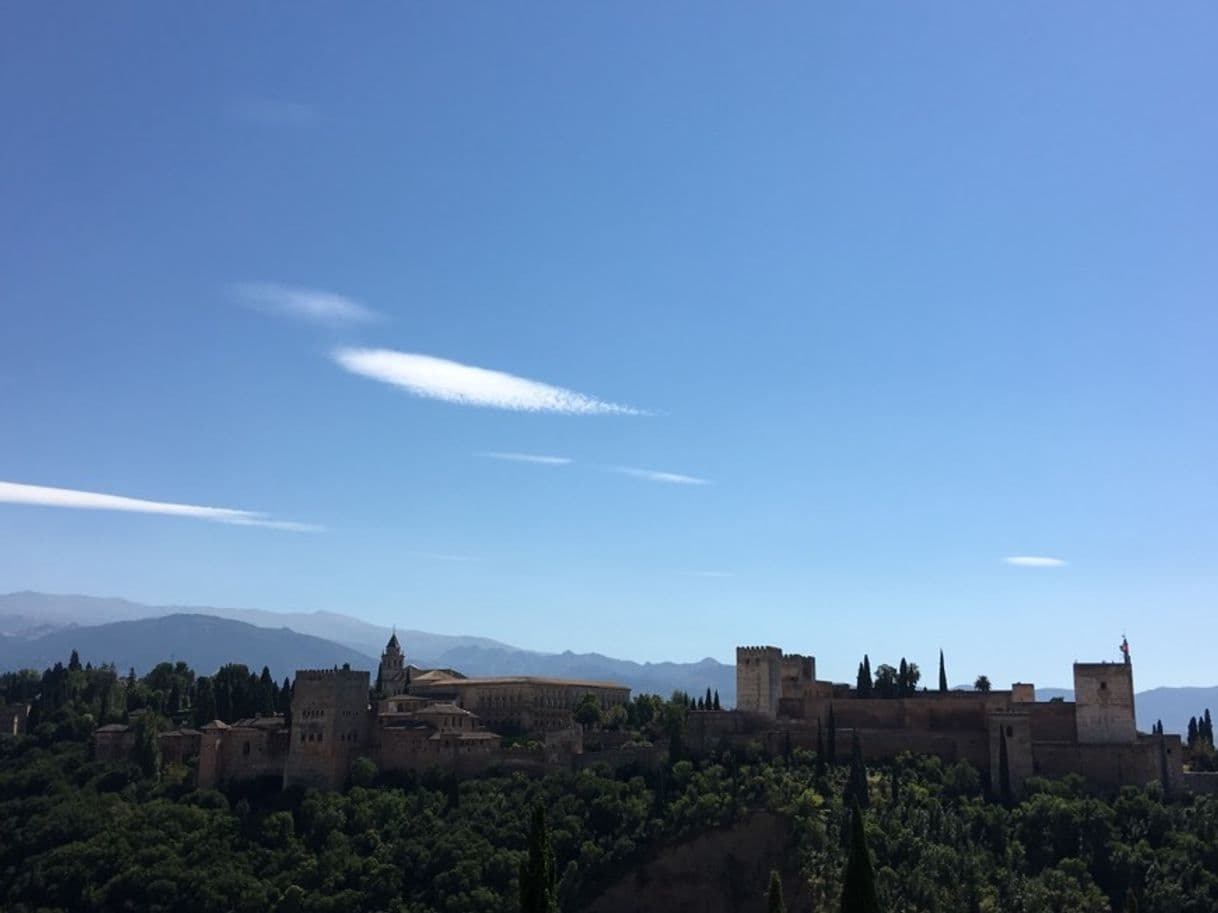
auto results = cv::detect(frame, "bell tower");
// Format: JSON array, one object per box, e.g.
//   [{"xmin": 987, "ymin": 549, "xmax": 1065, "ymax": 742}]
[{"xmin": 378, "ymin": 631, "xmax": 408, "ymax": 697}]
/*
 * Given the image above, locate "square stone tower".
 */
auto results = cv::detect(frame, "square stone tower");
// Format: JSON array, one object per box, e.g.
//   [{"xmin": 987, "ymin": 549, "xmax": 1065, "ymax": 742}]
[
  {"xmin": 1073, "ymin": 661, "xmax": 1136, "ymax": 744},
  {"xmin": 736, "ymin": 646, "xmax": 782, "ymax": 718},
  {"xmin": 284, "ymin": 667, "xmax": 371, "ymax": 790}
]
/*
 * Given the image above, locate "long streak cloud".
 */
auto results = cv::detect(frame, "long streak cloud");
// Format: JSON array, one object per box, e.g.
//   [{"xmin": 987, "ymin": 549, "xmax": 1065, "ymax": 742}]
[
  {"xmin": 1003, "ymin": 555, "xmax": 1067, "ymax": 567},
  {"xmin": 0, "ymin": 482, "xmax": 320, "ymax": 532},
  {"xmin": 611, "ymin": 466, "xmax": 709, "ymax": 485},
  {"xmin": 333, "ymin": 348, "xmax": 642, "ymax": 415},
  {"xmin": 233, "ymin": 282, "xmax": 379, "ymax": 324}
]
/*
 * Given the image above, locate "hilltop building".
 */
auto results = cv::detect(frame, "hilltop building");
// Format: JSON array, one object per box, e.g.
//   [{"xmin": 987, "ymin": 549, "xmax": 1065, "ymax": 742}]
[
  {"xmin": 94, "ymin": 632, "xmax": 631, "ymax": 790},
  {"xmin": 687, "ymin": 643, "xmax": 1186, "ymax": 796}
]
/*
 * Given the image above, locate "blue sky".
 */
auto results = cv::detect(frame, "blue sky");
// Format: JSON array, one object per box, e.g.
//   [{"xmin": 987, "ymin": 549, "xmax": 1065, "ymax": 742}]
[{"xmin": 2, "ymin": 4, "xmax": 1216, "ymax": 689}]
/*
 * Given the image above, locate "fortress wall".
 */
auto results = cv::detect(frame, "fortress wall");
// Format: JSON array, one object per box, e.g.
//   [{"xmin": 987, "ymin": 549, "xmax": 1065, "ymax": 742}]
[
  {"xmin": 1032, "ymin": 741, "xmax": 1164, "ymax": 794},
  {"xmin": 378, "ymin": 727, "xmax": 498, "ymax": 774},
  {"xmin": 1029, "ymin": 701, "xmax": 1078, "ymax": 742},
  {"xmin": 157, "ymin": 730, "xmax": 201, "ymax": 765},
  {"xmin": 815, "ymin": 700, "xmax": 905, "ymax": 730},
  {"xmin": 221, "ymin": 726, "xmax": 289, "ymax": 783},
  {"xmin": 1184, "ymin": 772, "xmax": 1218, "ymax": 795},
  {"xmin": 848, "ymin": 727, "xmax": 990, "ymax": 769}
]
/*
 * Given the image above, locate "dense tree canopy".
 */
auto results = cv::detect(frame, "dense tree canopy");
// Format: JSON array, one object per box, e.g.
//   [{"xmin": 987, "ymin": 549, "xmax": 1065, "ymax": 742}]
[{"xmin": 3, "ymin": 653, "xmax": 1218, "ymax": 913}]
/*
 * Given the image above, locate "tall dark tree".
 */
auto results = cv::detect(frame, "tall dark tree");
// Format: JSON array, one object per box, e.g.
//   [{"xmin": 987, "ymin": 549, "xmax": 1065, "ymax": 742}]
[
  {"xmin": 827, "ymin": 705, "xmax": 838, "ymax": 765},
  {"xmin": 938, "ymin": 649, "xmax": 948, "ymax": 693},
  {"xmin": 69, "ymin": 649, "xmax": 82, "ymax": 673},
  {"xmin": 713, "ymin": 690, "xmax": 720, "ymax": 710},
  {"xmin": 840, "ymin": 801, "xmax": 881, "ymax": 913},
  {"xmin": 767, "ymin": 869, "xmax": 786, "ymax": 913},
  {"xmin": 518, "ymin": 803, "xmax": 557, "ymax": 913},
  {"xmin": 816, "ymin": 720, "xmax": 827, "ymax": 779},
  {"xmin": 193, "ymin": 676, "xmax": 218, "ymax": 726},
  {"xmin": 1204, "ymin": 709, "xmax": 1213, "ymax": 744},
  {"xmin": 846, "ymin": 731, "xmax": 869, "ymax": 809},
  {"xmin": 898, "ymin": 658, "xmax": 909, "ymax": 696},
  {"xmin": 856, "ymin": 661, "xmax": 869, "ymax": 695},
  {"xmin": 861, "ymin": 655, "xmax": 873, "ymax": 697},
  {"xmin": 1188, "ymin": 716, "xmax": 1198, "ymax": 747},
  {"xmin": 705, "ymin": 687, "xmax": 713, "ymax": 709},
  {"xmin": 133, "ymin": 714, "xmax": 161, "ymax": 781},
  {"xmin": 974, "ymin": 675, "xmax": 992, "ymax": 693},
  {"xmin": 279, "ymin": 677, "xmax": 292, "ymax": 716}
]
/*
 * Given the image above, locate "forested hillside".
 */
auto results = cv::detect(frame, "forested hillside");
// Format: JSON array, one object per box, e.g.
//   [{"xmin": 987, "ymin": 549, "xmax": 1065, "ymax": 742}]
[{"xmin": 2, "ymin": 656, "xmax": 1218, "ymax": 913}]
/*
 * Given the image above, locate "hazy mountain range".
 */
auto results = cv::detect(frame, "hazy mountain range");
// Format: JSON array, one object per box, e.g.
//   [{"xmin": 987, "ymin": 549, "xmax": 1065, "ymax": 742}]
[
  {"xmin": 0, "ymin": 592, "xmax": 734, "ymax": 702},
  {"xmin": 1, "ymin": 592, "xmax": 1212, "ymax": 733}
]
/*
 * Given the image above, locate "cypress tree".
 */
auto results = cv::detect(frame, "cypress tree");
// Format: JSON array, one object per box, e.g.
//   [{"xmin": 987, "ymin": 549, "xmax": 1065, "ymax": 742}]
[
  {"xmin": 856, "ymin": 661, "xmax": 869, "ymax": 695},
  {"xmin": 519, "ymin": 803, "xmax": 557, "ymax": 913},
  {"xmin": 862, "ymin": 655, "xmax": 873, "ymax": 697},
  {"xmin": 767, "ymin": 869, "xmax": 786, "ymax": 913},
  {"xmin": 816, "ymin": 720, "xmax": 827, "ymax": 779},
  {"xmin": 938, "ymin": 649, "xmax": 948, "ymax": 693},
  {"xmin": 133, "ymin": 715, "xmax": 161, "ymax": 781},
  {"xmin": 840, "ymin": 801, "xmax": 881, "ymax": 913},
  {"xmin": 898, "ymin": 658, "xmax": 909, "ymax": 697},
  {"xmin": 69, "ymin": 649, "xmax": 82, "ymax": 673},
  {"xmin": 1204, "ymin": 709, "xmax": 1214, "ymax": 744},
  {"xmin": 713, "ymin": 690, "xmax": 720, "ymax": 710},
  {"xmin": 1188, "ymin": 717, "xmax": 1198, "ymax": 747},
  {"xmin": 827, "ymin": 705, "xmax": 838, "ymax": 765},
  {"xmin": 706, "ymin": 687, "xmax": 713, "ymax": 709},
  {"xmin": 846, "ymin": 731, "xmax": 869, "ymax": 809}
]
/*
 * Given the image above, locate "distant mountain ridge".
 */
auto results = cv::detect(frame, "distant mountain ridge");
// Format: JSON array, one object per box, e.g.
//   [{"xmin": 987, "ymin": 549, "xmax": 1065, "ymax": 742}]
[
  {"xmin": 0, "ymin": 592, "xmax": 734, "ymax": 702},
  {"xmin": 1, "ymin": 593, "xmax": 1212, "ymax": 731},
  {"xmin": 0, "ymin": 614, "xmax": 376, "ymax": 682}
]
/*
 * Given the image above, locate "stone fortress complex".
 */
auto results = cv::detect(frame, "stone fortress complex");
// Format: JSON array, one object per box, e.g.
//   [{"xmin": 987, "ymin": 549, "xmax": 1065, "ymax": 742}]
[
  {"xmin": 96, "ymin": 632, "xmax": 631, "ymax": 790},
  {"xmin": 699, "ymin": 640, "xmax": 1189, "ymax": 796},
  {"xmin": 91, "ymin": 632, "xmax": 1199, "ymax": 796}
]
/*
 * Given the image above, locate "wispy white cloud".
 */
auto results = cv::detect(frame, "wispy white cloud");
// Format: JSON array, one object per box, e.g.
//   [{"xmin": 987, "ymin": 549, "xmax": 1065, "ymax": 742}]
[
  {"xmin": 233, "ymin": 283, "xmax": 380, "ymax": 325},
  {"xmin": 1004, "ymin": 555, "xmax": 1067, "ymax": 568},
  {"xmin": 480, "ymin": 452, "xmax": 573, "ymax": 466},
  {"xmin": 610, "ymin": 466, "xmax": 709, "ymax": 485},
  {"xmin": 233, "ymin": 99, "xmax": 319, "ymax": 128},
  {"xmin": 334, "ymin": 348, "xmax": 642, "ymax": 415},
  {"xmin": 0, "ymin": 481, "xmax": 321, "ymax": 533}
]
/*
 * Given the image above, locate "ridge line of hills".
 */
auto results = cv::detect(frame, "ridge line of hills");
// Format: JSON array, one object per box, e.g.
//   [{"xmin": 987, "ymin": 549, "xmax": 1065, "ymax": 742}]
[{"xmin": 1, "ymin": 591, "xmax": 1214, "ymax": 734}]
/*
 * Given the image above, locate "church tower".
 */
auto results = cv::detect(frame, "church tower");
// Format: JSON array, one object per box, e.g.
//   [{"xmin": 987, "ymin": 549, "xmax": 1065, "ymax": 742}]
[{"xmin": 378, "ymin": 632, "xmax": 408, "ymax": 697}]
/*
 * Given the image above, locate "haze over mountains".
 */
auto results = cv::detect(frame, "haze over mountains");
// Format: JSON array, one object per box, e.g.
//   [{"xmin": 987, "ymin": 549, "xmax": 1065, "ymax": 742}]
[
  {"xmin": 0, "ymin": 592, "xmax": 735, "ymax": 702},
  {"xmin": 1, "ymin": 592, "xmax": 1212, "ymax": 734}
]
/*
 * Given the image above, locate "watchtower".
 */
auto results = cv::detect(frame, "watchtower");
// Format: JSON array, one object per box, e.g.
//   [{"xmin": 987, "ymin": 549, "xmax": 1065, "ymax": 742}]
[
  {"xmin": 378, "ymin": 632, "xmax": 408, "ymax": 697},
  {"xmin": 1073, "ymin": 662, "xmax": 1136, "ymax": 744},
  {"xmin": 736, "ymin": 646, "xmax": 782, "ymax": 719},
  {"xmin": 284, "ymin": 667, "xmax": 371, "ymax": 789}
]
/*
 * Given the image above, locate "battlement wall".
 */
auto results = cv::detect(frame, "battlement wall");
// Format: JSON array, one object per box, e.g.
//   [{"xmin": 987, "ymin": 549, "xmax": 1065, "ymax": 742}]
[{"xmin": 294, "ymin": 668, "xmax": 370, "ymax": 683}]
